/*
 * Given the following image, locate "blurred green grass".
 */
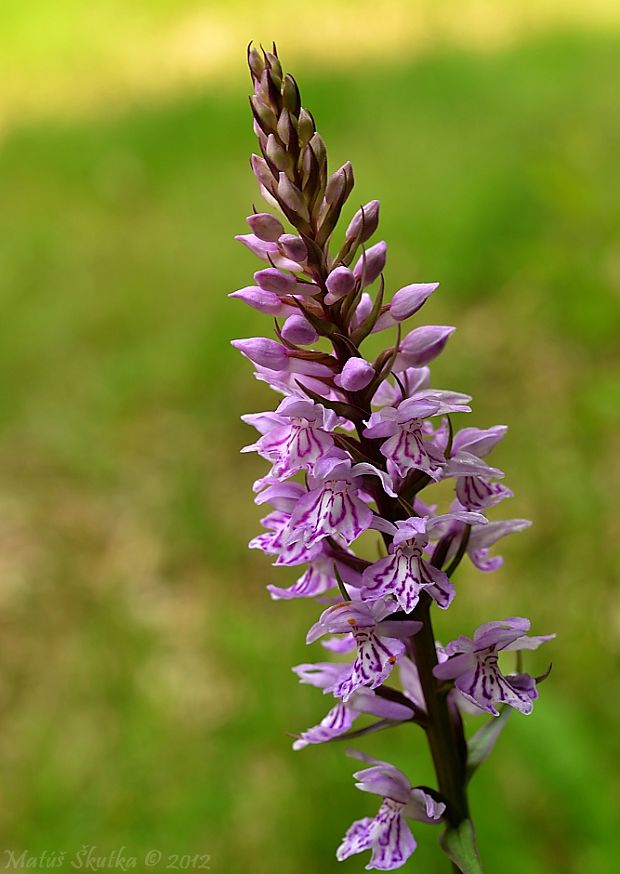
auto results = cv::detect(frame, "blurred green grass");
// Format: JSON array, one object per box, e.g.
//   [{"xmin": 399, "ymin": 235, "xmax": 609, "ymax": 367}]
[{"xmin": 0, "ymin": 27, "xmax": 619, "ymax": 874}]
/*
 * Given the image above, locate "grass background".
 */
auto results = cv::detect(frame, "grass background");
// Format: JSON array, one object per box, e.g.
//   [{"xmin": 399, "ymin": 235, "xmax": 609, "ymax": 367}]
[{"xmin": 0, "ymin": 4, "xmax": 618, "ymax": 872}]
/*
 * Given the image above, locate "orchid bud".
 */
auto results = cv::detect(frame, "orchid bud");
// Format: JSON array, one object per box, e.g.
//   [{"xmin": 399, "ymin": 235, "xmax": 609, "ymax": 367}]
[
  {"xmin": 281, "ymin": 314, "xmax": 319, "ymax": 345},
  {"xmin": 277, "ymin": 108, "xmax": 295, "ymax": 148},
  {"xmin": 325, "ymin": 266, "xmax": 356, "ymax": 304},
  {"xmin": 309, "ymin": 133, "xmax": 327, "ymax": 173},
  {"xmin": 250, "ymin": 95, "xmax": 278, "ymax": 135},
  {"xmin": 325, "ymin": 162, "xmax": 354, "ymax": 207},
  {"xmin": 301, "ymin": 145, "xmax": 322, "ymax": 207},
  {"xmin": 394, "ymin": 325, "xmax": 456, "ymax": 368},
  {"xmin": 285, "ymin": 356, "xmax": 334, "ymax": 377},
  {"xmin": 256, "ymin": 68, "xmax": 273, "ymax": 105},
  {"xmin": 233, "ymin": 337, "xmax": 333, "ymax": 377},
  {"xmin": 334, "ymin": 357, "xmax": 375, "ymax": 391},
  {"xmin": 266, "ymin": 134, "xmax": 292, "ymax": 173},
  {"xmin": 257, "ymin": 184, "xmax": 281, "ymax": 212},
  {"xmin": 297, "ymin": 109, "xmax": 315, "ymax": 147},
  {"xmin": 345, "ymin": 199, "xmax": 380, "ymax": 245},
  {"xmin": 277, "ymin": 173, "xmax": 309, "ymax": 222},
  {"xmin": 254, "ymin": 268, "xmax": 297, "ymax": 295},
  {"xmin": 246, "ymin": 213, "xmax": 284, "ymax": 242},
  {"xmin": 282, "ymin": 74, "xmax": 301, "ymax": 115},
  {"xmin": 389, "ymin": 283, "xmax": 439, "ymax": 320},
  {"xmin": 279, "ymin": 234, "xmax": 307, "ymax": 263},
  {"xmin": 235, "ymin": 234, "xmax": 278, "ymax": 261},
  {"xmin": 247, "ymin": 45, "xmax": 265, "ymax": 81},
  {"xmin": 353, "ymin": 240, "xmax": 387, "ymax": 287},
  {"xmin": 352, "ymin": 292, "xmax": 373, "ymax": 329},
  {"xmin": 228, "ymin": 286, "xmax": 293, "ymax": 316},
  {"xmin": 264, "ymin": 50, "xmax": 283, "ymax": 86},
  {"xmin": 372, "ymin": 281, "xmax": 439, "ymax": 328},
  {"xmin": 251, "ymin": 154, "xmax": 276, "ymax": 192},
  {"xmin": 231, "ymin": 337, "xmax": 289, "ymax": 371}
]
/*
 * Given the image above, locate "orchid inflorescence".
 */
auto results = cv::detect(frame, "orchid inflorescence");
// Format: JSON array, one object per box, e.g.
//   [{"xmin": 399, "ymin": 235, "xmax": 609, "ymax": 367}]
[{"xmin": 231, "ymin": 44, "xmax": 554, "ymax": 872}]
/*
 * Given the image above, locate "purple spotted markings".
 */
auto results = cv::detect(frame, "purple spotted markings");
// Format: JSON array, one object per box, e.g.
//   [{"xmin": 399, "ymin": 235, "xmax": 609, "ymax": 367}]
[
  {"xmin": 337, "ymin": 754, "xmax": 445, "ymax": 870},
  {"xmin": 360, "ymin": 512, "xmax": 485, "ymax": 612},
  {"xmin": 434, "ymin": 618, "xmax": 555, "ymax": 716},
  {"xmin": 306, "ymin": 601, "xmax": 421, "ymax": 701}
]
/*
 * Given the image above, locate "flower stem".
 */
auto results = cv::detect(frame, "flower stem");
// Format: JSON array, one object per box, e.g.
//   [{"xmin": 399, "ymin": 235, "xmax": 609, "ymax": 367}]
[{"xmin": 410, "ymin": 596, "xmax": 469, "ymax": 828}]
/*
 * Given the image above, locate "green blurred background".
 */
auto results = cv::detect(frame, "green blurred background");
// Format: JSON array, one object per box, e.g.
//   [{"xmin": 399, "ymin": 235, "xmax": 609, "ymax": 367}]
[{"xmin": 0, "ymin": 2, "xmax": 619, "ymax": 872}]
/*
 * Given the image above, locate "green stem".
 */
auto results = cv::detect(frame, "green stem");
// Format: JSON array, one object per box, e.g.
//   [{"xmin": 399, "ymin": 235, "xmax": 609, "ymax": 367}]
[{"xmin": 410, "ymin": 596, "xmax": 469, "ymax": 827}]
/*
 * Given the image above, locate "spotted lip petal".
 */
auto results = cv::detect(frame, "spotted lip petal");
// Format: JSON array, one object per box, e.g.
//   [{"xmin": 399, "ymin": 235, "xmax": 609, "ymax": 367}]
[
  {"xmin": 434, "ymin": 619, "xmax": 555, "ymax": 715},
  {"xmin": 337, "ymin": 755, "xmax": 445, "ymax": 869},
  {"xmin": 285, "ymin": 479, "xmax": 373, "ymax": 548},
  {"xmin": 293, "ymin": 700, "xmax": 355, "ymax": 749},
  {"xmin": 360, "ymin": 549, "xmax": 454, "ymax": 613},
  {"xmin": 331, "ymin": 632, "xmax": 405, "ymax": 702},
  {"xmin": 258, "ymin": 417, "xmax": 334, "ymax": 479},
  {"xmin": 267, "ymin": 557, "xmax": 337, "ymax": 600},
  {"xmin": 337, "ymin": 801, "xmax": 417, "ymax": 871},
  {"xmin": 292, "ymin": 687, "xmax": 415, "ymax": 751}
]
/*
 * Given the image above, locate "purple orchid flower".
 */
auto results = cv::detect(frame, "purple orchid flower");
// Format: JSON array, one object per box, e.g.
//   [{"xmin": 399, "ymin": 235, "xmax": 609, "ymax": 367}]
[
  {"xmin": 466, "ymin": 517, "xmax": 532, "ymax": 571},
  {"xmin": 337, "ymin": 754, "xmax": 445, "ymax": 870},
  {"xmin": 253, "ymin": 479, "xmax": 306, "ymax": 513},
  {"xmin": 444, "ymin": 425, "xmax": 513, "ymax": 510},
  {"xmin": 267, "ymin": 554, "xmax": 339, "ymax": 600},
  {"xmin": 250, "ymin": 510, "xmax": 363, "ymax": 599},
  {"xmin": 252, "ymin": 364, "xmax": 346, "ymax": 405},
  {"xmin": 432, "ymin": 504, "xmax": 532, "ymax": 572},
  {"xmin": 285, "ymin": 455, "xmax": 396, "ymax": 549},
  {"xmin": 291, "ymin": 662, "xmax": 416, "ymax": 749},
  {"xmin": 433, "ymin": 618, "xmax": 555, "ymax": 716},
  {"xmin": 364, "ymin": 390, "xmax": 471, "ymax": 479},
  {"xmin": 444, "ymin": 451, "xmax": 513, "ymax": 510},
  {"xmin": 360, "ymin": 512, "xmax": 485, "ymax": 612},
  {"xmin": 306, "ymin": 601, "xmax": 421, "ymax": 701},
  {"xmin": 242, "ymin": 397, "xmax": 337, "ymax": 479}
]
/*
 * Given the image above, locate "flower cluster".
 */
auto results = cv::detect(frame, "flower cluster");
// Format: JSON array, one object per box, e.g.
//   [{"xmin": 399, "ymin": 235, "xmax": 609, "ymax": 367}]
[{"xmin": 232, "ymin": 46, "xmax": 554, "ymax": 871}]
